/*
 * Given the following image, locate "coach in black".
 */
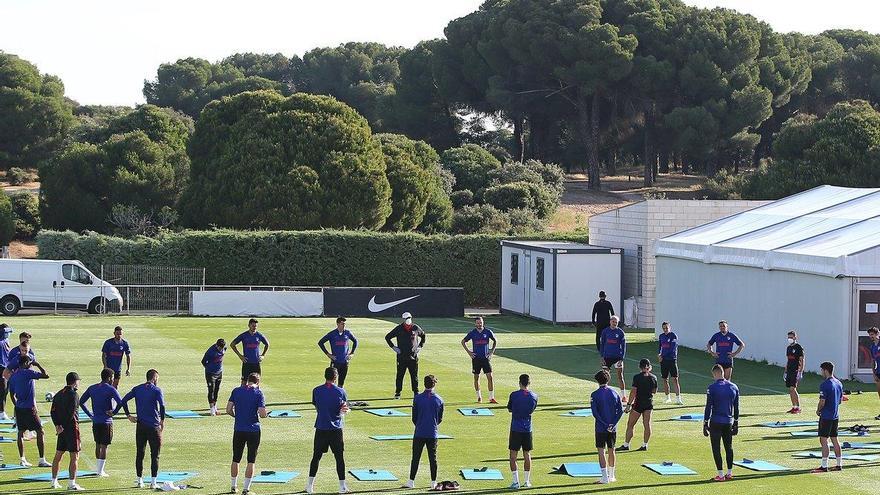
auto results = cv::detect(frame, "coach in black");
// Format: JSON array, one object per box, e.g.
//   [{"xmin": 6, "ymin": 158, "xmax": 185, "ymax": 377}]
[
  {"xmin": 50, "ymin": 372, "xmax": 83, "ymax": 491},
  {"xmin": 592, "ymin": 291, "xmax": 615, "ymax": 351},
  {"xmin": 385, "ymin": 312, "xmax": 426, "ymax": 400}
]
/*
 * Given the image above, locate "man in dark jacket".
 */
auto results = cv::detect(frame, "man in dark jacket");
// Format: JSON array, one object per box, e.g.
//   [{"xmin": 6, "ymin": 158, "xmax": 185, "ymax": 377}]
[
  {"xmin": 50, "ymin": 372, "xmax": 83, "ymax": 490},
  {"xmin": 385, "ymin": 312, "xmax": 426, "ymax": 399},
  {"xmin": 592, "ymin": 291, "xmax": 615, "ymax": 351}
]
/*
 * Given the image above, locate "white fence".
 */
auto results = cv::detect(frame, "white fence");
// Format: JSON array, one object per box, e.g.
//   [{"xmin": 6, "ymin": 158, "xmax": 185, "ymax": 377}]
[{"xmin": 114, "ymin": 285, "xmax": 324, "ymax": 315}]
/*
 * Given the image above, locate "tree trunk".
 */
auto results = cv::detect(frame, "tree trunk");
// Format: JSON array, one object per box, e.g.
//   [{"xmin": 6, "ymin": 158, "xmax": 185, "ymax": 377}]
[
  {"xmin": 643, "ymin": 102, "xmax": 655, "ymax": 187},
  {"xmin": 680, "ymin": 153, "xmax": 689, "ymax": 174},
  {"xmin": 659, "ymin": 148, "xmax": 669, "ymax": 174},
  {"xmin": 587, "ymin": 91, "xmax": 602, "ymax": 190},
  {"xmin": 513, "ymin": 115, "xmax": 525, "ymax": 162}
]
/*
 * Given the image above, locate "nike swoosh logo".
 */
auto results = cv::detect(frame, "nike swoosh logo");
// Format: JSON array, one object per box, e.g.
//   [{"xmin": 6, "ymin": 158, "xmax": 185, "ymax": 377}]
[{"xmin": 367, "ymin": 295, "xmax": 420, "ymax": 313}]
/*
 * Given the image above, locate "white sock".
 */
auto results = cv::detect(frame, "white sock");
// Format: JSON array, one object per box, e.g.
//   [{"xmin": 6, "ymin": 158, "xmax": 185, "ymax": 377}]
[
  {"xmin": 642, "ymin": 442, "xmax": 648, "ymax": 448},
  {"xmin": 665, "ymin": 394, "xmax": 670, "ymax": 400},
  {"xmin": 96, "ymin": 459, "xmax": 106, "ymax": 473},
  {"xmin": 622, "ymin": 442, "xmax": 629, "ymax": 448},
  {"xmin": 39, "ymin": 457, "xmax": 47, "ymax": 464},
  {"xmin": 726, "ymin": 468, "xmax": 732, "ymax": 476},
  {"xmin": 231, "ymin": 476, "xmax": 237, "ymax": 488},
  {"xmin": 51, "ymin": 477, "xmax": 58, "ymax": 483},
  {"xmin": 307, "ymin": 476, "xmax": 315, "ymax": 488},
  {"xmin": 243, "ymin": 477, "xmax": 252, "ymax": 490},
  {"xmin": 340, "ymin": 479, "xmax": 348, "ymax": 491},
  {"xmin": 476, "ymin": 390, "xmax": 482, "ymax": 400},
  {"xmin": 717, "ymin": 470, "xmax": 724, "ymax": 477},
  {"xmin": 610, "ymin": 466, "xmax": 615, "ymax": 478},
  {"xmin": 524, "ymin": 470, "xmax": 530, "ymax": 483},
  {"xmin": 601, "ymin": 467, "xmax": 608, "ymax": 480},
  {"xmin": 489, "ymin": 390, "xmax": 495, "ymax": 400},
  {"xmin": 150, "ymin": 476, "xmax": 156, "ymax": 485},
  {"xmin": 836, "ymin": 457, "xmax": 843, "ymax": 468},
  {"xmin": 821, "ymin": 457, "xmax": 828, "ymax": 468},
  {"xmin": 68, "ymin": 479, "xmax": 77, "ymax": 488},
  {"xmin": 512, "ymin": 470, "xmax": 519, "ymax": 484},
  {"xmin": 430, "ymin": 480, "xmax": 436, "ymax": 488}
]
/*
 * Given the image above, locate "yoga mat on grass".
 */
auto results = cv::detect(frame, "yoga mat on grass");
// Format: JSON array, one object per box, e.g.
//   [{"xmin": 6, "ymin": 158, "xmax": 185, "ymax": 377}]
[
  {"xmin": 0, "ymin": 463, "xmax": 28, "ymax": 471},
  {"xmin": 458, "ymin": 408, "xmax": 494, "ymax": 416},
  {"xmin": 155, "ymin": 472, "xmax": 198, "ymax": 482},
  {"xmin": 0, "ymin": 436, "xmax": 14, "ymax": 443},
  {"xmin": 349, "ymin": 469, "xmax": 398, "ymax": 481},
  {"xmin": 552, "ymin": 463, "xmax": 602, "ymax": 477},
  {"xmin": 560, "ymin": 409, "xmax": 593, "ymax": 417},
  {"xmin": 370, "ymin": 434, "xmax": 452, "ymax": 441},
  {"xmin": 268, "ymin": 410, "xmax": 302, "ymax": 418},
  {"xmin": 733, "ymin": 459, "xmax": 791, "ymax": 471},
  {"xmin": 790, "ymin": 430, "xmax": 866, "ymax": 437},
  {"xmin": 460, "ymin": 468, "xmax": 504, "ymax": 480},
  {"xmin": 0, "ymin": 427, "xmax": 15, "ymax": 434},
  {"xmin": 364, "ymin": 409, "xmax": 409, "ymax": 417},
  {"xmin": 643, "ymin": 463, "xmax": 697, "ymax": 475},
  {"xmin": 21, "ymin": 471, "xmax": 97, "ymax": 481},
  {"xmin": 792, "ymin": 452, "xmax": 878, "ymax": 461},
  {"xmin": 759, "ymin": 421, "xmax": 817, "ymax": 428},
  {"xmin": 252, "ymin": 471, "xmax": 299, "ymax": 483},
  {"xmin": 671, "ymin": 413, "xmax": 704, "ymax": 421},
  {"xmin": 165, "ymin": 410, "xmax": 202, "ymax": 419},
  {"xmin": 842, "ymin": 442, "xmax": 880, "ymax": 449}
]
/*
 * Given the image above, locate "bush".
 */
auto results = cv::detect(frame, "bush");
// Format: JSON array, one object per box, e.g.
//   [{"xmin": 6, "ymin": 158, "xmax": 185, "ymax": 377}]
[
  {"xmin": 507, "ymin": 208, "xmax": 544, "ymax": 234},
  {"xmin": 482, "ymin": 182, "xmax": 535, "ymax": 211},
  {"xmin": 7, "ymin": 167, "xmax": 30, "ymax": 186},
  {"xmin": 440, "ymin": 144, "xmax": 502, "ymax": 193},
  {"xmin": 705, "ymin": 169, "xmax": 746, "ymax": 199},
  {"xmin": 450, "ymin": 204, "xmax": 511, "ymax": 234},
  {"xmin": 485, "ymin": 160, "xmax": 564, "ymax": 218},
  {"xmin": 36, "ymin": 229, "xmax": 588, "ymax": 306},
  {"xmin": 10, "ymin": 193, "xmax": 40, "ymax": 239},
  {"xmin": 450, "ymin": 190, "xmax": 474, "ymax": 208},
  {"xmin": 0, "ymin": 194, "xmax": 14, "ymax": 246}
]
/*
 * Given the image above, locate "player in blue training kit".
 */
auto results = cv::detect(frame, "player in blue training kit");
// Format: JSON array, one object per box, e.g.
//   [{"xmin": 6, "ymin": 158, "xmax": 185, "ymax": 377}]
[
  {"xmin": 591, "ymin": 369, "xmax": 624, "ymax": 484},
  {"xmin": 116, "ymin": 369, "xmax": 166, "ymax": 489},
  {"xmin": 869, "ymin": 327, "xmax": 880, "ymax": 420},
  {"xmin": 306, "ymin": 367, "xmax": 350, "ymax": 494},
  {"xmin": 461, "ymin": 316, "xmax": 497, "ymax": 403},
  {"xmin": 79, "ymin": 368, "xmax": 123, "ymax": 476},
  {"xmin": 407, "ymin": 375, "xmax": 444, "ymax": 490},
  {"xmin": 8, "ymin": 355, "xmax": 50, "ymax": 467},
  {"xmin": 101, "ymin": 326, "xmax": 131, "ymax": 389},
  {"xmin": 5, "ymin": 331, "xmax": 36, "ymax": 375},
  {"xmin": 0, "ymin": 324, "xmax": 12, "ymax": 420},
  {"xmin": 706, "ymin": 320, "xmax": 745, "ymax": 380},
  {"xmin": 507, "ymin": 374, "xmax": 537, "ymax": 489},
  {"xmin": 600, "ymin": 316, "xmax": 627, "ymax": 397},
  {"xmin": 703, "ymin": 364, "xmax": 740, "ymax": 481},
  {"xmin": 227, "ymin": 372, "xmax": 268, "ymax": 494},
  {"xmin": 657, "ymin": 321, "xmax": 682, "ymax": 404},
  {"xmin": 202, "ymin": 338, "xmax": 226, "ymax": 416},
  {"xmin": 318, "ymin": 317, "xmax": 358, "ymax": 388},
  {"xmin": 812, "ymin": 361, "xmax": 844, "ymax": 473},
  {"xmin": 232, "ymin": 319, "xmax": 269, "ymax": 386}
]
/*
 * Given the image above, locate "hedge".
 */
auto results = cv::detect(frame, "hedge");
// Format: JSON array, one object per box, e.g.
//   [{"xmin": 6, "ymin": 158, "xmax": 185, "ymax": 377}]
[{"xmin": 37, "ymin": 229, "xmax": 588, "ymax": 307}]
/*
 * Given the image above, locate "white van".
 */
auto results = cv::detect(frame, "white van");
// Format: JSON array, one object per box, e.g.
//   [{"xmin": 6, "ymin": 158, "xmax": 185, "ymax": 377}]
[{"xmin": 0, "ymin": 259, "xmax": 124, "ymax": 315}]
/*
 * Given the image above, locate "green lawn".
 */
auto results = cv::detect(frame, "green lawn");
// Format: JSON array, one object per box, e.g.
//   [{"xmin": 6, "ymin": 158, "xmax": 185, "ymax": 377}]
[{"xmin": 0, "ymin": 315, "xmax": 878, "ymax": 494}]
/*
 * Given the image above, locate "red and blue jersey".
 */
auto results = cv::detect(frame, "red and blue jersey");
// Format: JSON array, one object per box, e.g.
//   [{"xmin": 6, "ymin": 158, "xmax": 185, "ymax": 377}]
[
  {"xmin": 6, "ymin": 346, "xmax": 35, "ymax": 372},
  {"xmin": 590, "ymin": 385, "xmax": 623, "ymax": 433},
  {"xmin": 102, "ymin": 338, "xmax": 130, "ymax": 372},
  {"xmin": 704, "ymin": 379, "xmax": 740, "ymax": 424},
  {"xmin": 312, "ymin": 382, "xmax": 347, "ymax": 430},
  {"xmin": 229, "ymin": 385, "xmax": 265, "ymax": 432},
  {"xmin": 117, "ymin": 383, "xmax": 166, "ymax": 428},
  {"xmin": 507, "ymin": 389, "xmax": 538, "ymax": 433},
  {"xmin": 658, "ymin": 332, "xmax": 678, "ymax": 360},
  {"xmin": 8, "ymin": 368, "xmax": 42, "ymax": 408},
  {"xmin": 318, "ymin": 330, "xmax": 358, "ymax": 362},
  {"xmin": 233, "ymin": 331, "xmax": 268, "ymax": 364},
  {"xmin": 871, "ymin": 342, "xmax": 880, "ymax": 375},
  {"xmin": 708, "ymin": 331, "xmax": 742, "ymax": 365},
  {"xmin": 79, "ymin": 382, "xmax": 123, "ymax": 424},
  {"xmin": 412, "ymin": 389, "xmax": 444, "ymax": 438},
  {"xmin": 202, "ymin": 345, "xmax": 225, "ymax": 375},
  {"xmin": 600, "ymin": 327, "xmax": 626, "ymax": 359},
  {"xmin": 463, "ymin": 328, "xmax": 496, "ymax": 358},
  {"xmin": 819, "ymin": 377, "xmax": 843, "ymax": 420}
]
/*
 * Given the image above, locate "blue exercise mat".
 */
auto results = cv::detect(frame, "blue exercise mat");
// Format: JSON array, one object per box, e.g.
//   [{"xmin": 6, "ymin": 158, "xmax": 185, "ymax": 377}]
[
  {"xmin": 252, "ymin": 471, "xmax": 299, "ymax": 483},
  {"xmin": 792, "ymin": 452, "xmax": 878, "ymax": 461},
  {"xmin": 0, "ymin": 436, "xmax": 14, "ymax": 443},
  {"xmin": 458, "ymin": 408, "xmax": 494, "ymax": 416},
  {"xmin": 364, "ymin": 408, "xmax": 409, "ymax": 417},
  {"xmin": 733, "ymin": 459, "xmax": 790, "ymax": 471},
  {"xmin": 553, "ymin": 463, "xmax": 602, "ymax": 477},
  {"xmin": 78, "ymin": 411, "xmax": 92, "ymax": 421},
  {"xmin": 0, "ymin": 427, "xmax": 15, "ymax": 434},
  {"xmin": 790, "ymin": 430, "xmax": 866, "ymax": 437},
  {"xmin": 370, "ymin": 434, "xmax": 453, "ymax": 441},
  {"xmin": 671, "ymin": 413, "xmax": 704, "ymax": 421},
  {"xmin": 349, "ymin": 469, "xmax": 398, "ymax": 481},
  {"xmin": 560, "ymin": 409, "xmax": 593, "ymax": 417},
  {"xmin": 268, "ymin": 410, "xmax": 302, "ymax": 418},
  {"xmin": 643, "ymin": 463, "xmax": 697, "ymax": 475},
  {"xmin": 460, "ymin": 468, "xmax": 504, "ymax": 480},
  {"xmin": 759, "ymin": 421, "xmax": 817, "ymax": 428},
  {"xmin": 0, "ymin": 418, "xmax": 14, "ymax": 425},
  {"xmin": 155, "ymin": 471, "xmax": 198, "ymax": 482},
  {"xmin": 21, "ymin": 470, "xmax": 97, "ymax": 481},
  {"xmin": 166, "ymin": 410, "xmax": 202, "ymax": 419},
  {"xmin": 842, "ymin": 442, "xmax": 880, "ymax": 449},
  {"xmin": 0, "ymin": 463, "xmax": 28, "ymax": 471}
]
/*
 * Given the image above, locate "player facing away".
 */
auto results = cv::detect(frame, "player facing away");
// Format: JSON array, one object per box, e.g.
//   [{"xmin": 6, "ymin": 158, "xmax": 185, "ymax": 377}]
[
  {"xmin": 0, "ymin": 323, "xmax": 12, "ymax": 420},
  {"xmin": 406, "ymin": 374, "xmax": 444, "ymax": 490},
  {"xmin": 202, "ymin": 338, "xmax": 226, "ymax": 416},
  {"xmin": 227, "ymin": 372, "xmax": 268, "ymax": 494},
  {"xmin": 8, "ymin": 355, "xmax": 50, "ymax": 467},
  {"xmin": 306, "ymin": 367, "xmax": 350, "ymax": 494},
  {"xmin": 318, "ymin": 317, "xmax": 358, "ymax": 388},
  {"xmin": 507, "ymin": 373, "xmax": 538, "ymax": 489},
  {"xmin": 50, "ymin": 372, "xmax": 83, "ymax": 490},
  {"xmin": 79, "ymin": 368, "xmax": 123, "ymax": 477},
  {"xmin": 116, "ymin": 369, "xmax": 166, "ymax": 489},
  {"xmin": 812, "ymin": 361, "xmax": 844, "ymax": 473},
  {"xmin": 385, "ymin": 312, "xmax": 426, "ymax": 399},
  {"xmin": 592, "ymin": 291, "xmax": 615, "ymax": 351},
  {"xmin": 868, "ymin": 327, "xmax": 880, "ymax": 420},
  {"xmin": 658, "ymin": 321, "xmax": 683, "ymax": 404},
  {"xmin": 618, "ymin": 359, "xmax": 657, "ymax": 452},
  {"xmin": 703, "ymin": 364, "xmax": 740, "ymax": 481},
  {"xmin": 231, "ymin": 319, "xmax": 270, "ymax": 387},
  {"xmin": 460, "ymin": 316, "xmax": 497, "ymax": 403},
  {"xmin": 591, "ymin": 369, "xmax": 624, "ymax": 484},
  {"xmin": 101, "ymin": 326, "xmax": 131, "ymax": 389},
  {"xmin": 706, "ymin": 321, "xmax": 745, "ymax": 380},
  {"xmin": 784, "ymin": 330, "xmax": 805, "ymax": 414},
  {"xmin": 600, "ymin": 316, "xmax": 627, "ymax": 398}
]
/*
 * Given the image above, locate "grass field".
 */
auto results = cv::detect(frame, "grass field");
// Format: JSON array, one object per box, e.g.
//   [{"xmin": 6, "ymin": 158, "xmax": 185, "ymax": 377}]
[{"xmin": 0, "ymin": 315, "xmax": 878, "ymax": 495}]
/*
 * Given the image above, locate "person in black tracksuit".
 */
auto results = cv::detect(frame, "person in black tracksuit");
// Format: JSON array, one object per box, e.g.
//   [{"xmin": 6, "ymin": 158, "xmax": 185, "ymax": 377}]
[
  {"xmin": 50, "ymin": 372, "xmax": 82, "ymax": 490},
  {"xmin": 385, "ymin": 312, "xmax": 426, "ymax": 399},
  {"xmin": 592, "ymin": 291, "xmax": 615, "ymax": 351}
]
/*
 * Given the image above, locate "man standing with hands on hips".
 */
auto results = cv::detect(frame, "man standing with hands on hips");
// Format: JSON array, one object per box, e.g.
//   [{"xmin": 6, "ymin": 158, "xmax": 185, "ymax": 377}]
[
  {"xmin": 385, "ymin": 312, "xmax": 426, "ymax": 400},
  {"xmin": 101, "ymin": 326, "xmax": 131, "ymax": 389},
  {"xmin": 706, "ymin": 321, "xmax": 745, "ymax": 380},
  {"xmin": 232, "ymin": 319, "xmax": 269, "ymax": 387},
  {"xmin": 318, "ymin": 318, "xmax": 358, "ymax": 388},
  {"xmin": 460, "ymin": 316, "xmax": 497, "ymax": 403}
]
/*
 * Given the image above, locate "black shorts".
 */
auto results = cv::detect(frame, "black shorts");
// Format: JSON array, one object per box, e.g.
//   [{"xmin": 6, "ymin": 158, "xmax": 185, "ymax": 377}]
[
  {"xmin": 56, "ymin": 425, "xmax": 81, "ymax": 453},
  {"xmin": 818, "ymin": 419, "xmax": 839, "ymax": 438},
  {"xmin": 632, "ymin": 402, "xmax": 653, "ymax": 414},
  {"xmin": 241, "ymin": 363, "xmax": 261, "ymax": 381},
  {"xmin": 232, "ymin": 430, "xmax": 261, "ymax": 463},
  {"xmin": 112, "ymin": 370, "xmax": 122, "ymax": 381},
  {"xmin": 660, "ymin": 359, "xmax": 678, "ymax": 379},
  {"xmin": 603, "ymin": 357, "xmax": 622, "ymax": 369},
  {"xmin": 14, "ymin": 407, "xmax": 43, "ymax": 432},
  {"xmin": 472, "ymin": 357, "xmax": 492, "ymax": 375},
  {"xmin": 314, "ymin": 428, "xmax": 344, "ymax": 454},
  {"xmin": 595, "ymin": 430, "xmax": 617, "ymax": 449},
  {"xmin": 92, "ymin": 423, "xmax": 113, "ymax": 445},
  {"xmin": 508, "ymin": 431, "xmax": 533, "ymax": 452},
  {"xmin": 784, "ymin": 370, "xmax": 799, "ymax": 388},
  {"xmin": 716, "ymin": 361, "xmax": 733, "ymax": 370}
]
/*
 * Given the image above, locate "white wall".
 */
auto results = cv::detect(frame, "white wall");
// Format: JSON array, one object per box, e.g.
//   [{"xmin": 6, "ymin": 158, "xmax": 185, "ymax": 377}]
[
  {"xmin": 527, "ymin": 251, "xmax": 554, "ymax": 321},
  {"xmin": 500, "ymin": 246, "xmax": 526, "ymax": 314},
  {"xmin": 656, "ymin": 256, "xmax": 852, "ymax": 376},
  {"xmin": 556, "ymin": 253, "xmax": 622, "ymax": 323}
]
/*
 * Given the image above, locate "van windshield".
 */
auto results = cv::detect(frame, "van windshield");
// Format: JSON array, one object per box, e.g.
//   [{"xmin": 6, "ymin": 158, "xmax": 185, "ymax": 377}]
[{"xmin": 62, "ymin": 264, "xmax": 92, "ymax": 285}]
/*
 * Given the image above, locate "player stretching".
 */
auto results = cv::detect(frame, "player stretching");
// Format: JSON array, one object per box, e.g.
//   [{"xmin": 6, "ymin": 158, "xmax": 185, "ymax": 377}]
[
  {"xmin": 202, "ymin": 338, "xmax": 226, "ymax": 416},
  {"xmin": 784, "ymin": 330, "xmax": 805, "ymax": 413},
  {"xmin": 460, "ymin": 316, "xmax": 497, "ymax": 403},
  {"xmin": 618, "ymin": 359, "xmax": 657, "ymax": 452},
  {"xmin": 592, "ymin": 369, "xmax": 623, "ymax": 484},
  {"xmin": 507, "ymin": 374, "xmax": 537, "ymax": 489},
  {"xmin": 79, "ymin": 368, "xmax": 123, "ymax": 476},
  {"xmin": 704, "ymin": 364, "xmax": 739, "ymax": 481},
  {"xmin": 600, "ymin": 316, "xmax": 627, "ymax": 398},
  {"xmin": 8, "ymin": 356, "xmax": 50, "ymax": 467},
  {"xmin": 658, "ymin": 321, "xmax": 682, "ymax": 404},
  {"xmin": 811, "ymin": 361, "xmax": 844, "ymax": 473}
]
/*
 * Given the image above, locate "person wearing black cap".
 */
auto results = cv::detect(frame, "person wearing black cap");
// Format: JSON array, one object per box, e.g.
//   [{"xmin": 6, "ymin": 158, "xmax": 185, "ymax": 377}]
[
  {"xmin": 318, "ymin": 318, "xmax": 358, "ymax": 388},
  {"xmin": 592, "ymin": 291, "xmax": 615, "ymax": 351},
  {"xmin": 50, "ymin": 371, "xmax": 83, "ymax": 490},
  {"xmin": 232, "ymin": 319, "xmax": 269, "ymax": 387},
  {"xmin": 385, "ymin": 312, "xmax": 426, "ymax": 400}
]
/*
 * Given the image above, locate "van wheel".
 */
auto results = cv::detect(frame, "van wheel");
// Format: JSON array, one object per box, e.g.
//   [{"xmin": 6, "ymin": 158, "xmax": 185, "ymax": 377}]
[
  {"xmin": 1, "ymin": 296, "xmax": 20, "ymax": 316},
  {"xmin": 88, "ymin": 297, "xmax": 107, "ymax": 314}
]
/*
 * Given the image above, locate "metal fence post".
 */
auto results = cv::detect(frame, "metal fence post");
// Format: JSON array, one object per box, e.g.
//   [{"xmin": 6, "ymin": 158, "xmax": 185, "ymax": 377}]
[
  {"xmin": 126, "ymin": 286, "xmax": 130, "ymax": 314},
  {"xmin": 176, "ymin": 287, "xmax": 180, "ymax": 314}
]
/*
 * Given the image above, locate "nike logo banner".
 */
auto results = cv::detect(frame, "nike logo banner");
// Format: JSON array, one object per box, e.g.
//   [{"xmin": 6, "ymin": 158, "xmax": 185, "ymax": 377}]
[
  {"xmin": 323, "ymin": 288, "xmax": 463, "ymax": 317},
  {"xmin": 368, "ymin": 295, "xmax": 420, "ymax": 313}
]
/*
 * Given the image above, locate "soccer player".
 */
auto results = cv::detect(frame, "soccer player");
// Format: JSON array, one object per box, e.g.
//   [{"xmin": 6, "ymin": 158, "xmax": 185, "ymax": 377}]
[
  {"xmin": 0, "ymin": 324, "xmax": 11, "ymax": 420},
  {"xmin": 5, "ymin": 331, "xmax": 36, "ymax": 375},
  {"xmin": 406, "ymin": 375, "xmax": 444, "ymax": 490},
  {"xmin": 507, "ymin": 373, "xmax": 537, "ymax": 489},
  {"xmin": 811, "ymin": 361, "xmax": 844, "ymax": 473},
  {"xmin": 618, "ymin": 359, "xmax": 657, "ymax": 452},
  {"xmin": 50, "ymin": 372, "xmax": 83, "ymax": 491},
  {"xmin": 79, "ymin": 368, "xmax": 123, "ymax": 477},
  {"xmin": 591, "ymin": 369, "xmax": 623, "ymax": 484},
  {"xmin": 600, "ymin": 316, "xmax": 627, "ymax": 398},
  {"xmin": 232, "ymin": 319, "xmax": 269, "ymax": 387},
  {"xmin": 227, "ymin": 372, "xmax": 268, "ymax": 494},
  {"xmin": 385, "ymin": 312, "xmax": 426, "ymax": 399},
  {"xmin": 784, "ymin": 330, "xmax": 805, "ymax": 414},
  {"xmin": 306, "ymin": 367, "xmax": 350, "ymax": 494},
  {"xmin": 657, "ymin": 321, "xmax": 682, "ymax": 404},
  {"xmin": 8, "ymin": 355, "xmax": 50, "ymax": 467},
  {"xmin": 117, "ymin": 369, "xmax": 166, "ymax": 489},
  {"xmin": 202, "ymin": 338, "xmax": 226, "ymax": 415},
  {"xmin": 703, "ymin": 364, "xmax": 740, "ymax": 481},
  {"xmin": 706, "ymin": 321, "xmax": 745, "ymax": 380},
  {"xmin": 318, "ymin": 317, "xmax": 358, "ymax": 388},
  {"xmin": 460, "ymin": 316, "xmax": 497, "ymax": 403},
  {"xmin": 592, "ymin": 291, "xmax": 615, "ymax": 351},
  {"xmin": 101, "ymin": 326, "xmax": 131, "ymax": 389},
  {"xmin": 868, "ymin": 327, "xmax": 880, "ymax": 420}
]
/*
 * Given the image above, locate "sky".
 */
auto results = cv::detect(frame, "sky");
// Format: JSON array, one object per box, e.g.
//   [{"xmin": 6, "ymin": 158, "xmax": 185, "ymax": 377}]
[{"xmin": 1, "ymin": 0, "xmax": 879, "ymax": 107}]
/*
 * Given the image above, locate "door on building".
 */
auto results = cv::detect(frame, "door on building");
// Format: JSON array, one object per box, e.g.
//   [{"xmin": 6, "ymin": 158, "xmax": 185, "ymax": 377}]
[
  {"xmin": 523, "ymin": 252, "xmax": 531, "ymax": 315},
  {"xmin": 855, "ymin": 286, "xmax": 880, "ymax": 375}
]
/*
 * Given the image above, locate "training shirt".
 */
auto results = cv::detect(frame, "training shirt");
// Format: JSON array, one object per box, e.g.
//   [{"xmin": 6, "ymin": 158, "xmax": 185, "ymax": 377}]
[
  {"xmin": 785, "ymin": 343, "xmax": 804, "ymax": 372},
  {"xmin": 318, "ymin": 330, "xmax": 358, "ymax": 363},
  {"xmin": 202, "ymin": 345, "xmax": 225, "ymax": 375},
  {"xmin": 8, "ymin": 368, "xmax": 44, "ymax": 408},
  {"xmin": 819, "ymin": 377, "xmax": 843, "ymax": 421},
  {"xmin": 0, "ymin": 336, "xmax": 10, "ymax": 368},
  {"xmin": 232, "ymin": 331, "xmax": 269, "ymax": 364},
  {"xmin": 592, "ymin": 299, "xmax": 614, "ymax": 326},
  {"xmin": 79, "ymin": 382, "xmax": 123, "ymax": 424},
  {"xmin": 704, "ymin": 379, "xmax": 740, "ymax": 425},
  {"xmin": 708, "ymin": 331, "xmax": 742, "ymax": 365},
  {"xmin": 412, "ymin": 389, "xmax": 444, "ymax": 438},
  {"xmin": 631, "ymin": 372, "xmax": 658, "ymax": 409},
  {"xmin": 118, "ymin": 383, "xmax": 166, "ymax": 428},
  {"xmin": 6, "ymin": 346, "xmax": 36, "ymax": 372},
  {"xmin": 312, "ymin": 382, "xmax": 347, "ymax": 430},
  {"xmin": 102, "ymin": 338, "xmax": 131, "ymax": 372},
  {"xmin": 463, "ymin": 328, "xmax": 496, "ymax": 358},
  {"xmin": 229, "ymin": 385, "xmax": 265, "ymax": 432},
  {"xmin": 658, "ymin": 332, "xmax": 678, "ymax": 360},
  {"xmin": 51, "ymin": 386, "xmax": 79, "ymax": 430},
  {"xmin": 385, "ymin": 324, "xmax": 426, "ymax": 360},
  {"xmin": 871, "ymin": 342, "xmax": 880, "ymax": 374},
  {"xmin": 600, "ymin": 327, "xmax": 626, "ymax": 359},
  {"xmin": 507, "ymin": 389, "xmax": 538, "ymax": 433},
  {"xmin": 590, "ymin": 385, "xmax": 623, "ymax": 433}
]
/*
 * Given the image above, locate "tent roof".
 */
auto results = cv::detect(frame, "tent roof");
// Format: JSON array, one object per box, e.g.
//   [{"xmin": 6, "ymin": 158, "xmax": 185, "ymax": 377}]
[{"xmin": 655, "ymin": 185, "xmax": 880, "ymax": 277}]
